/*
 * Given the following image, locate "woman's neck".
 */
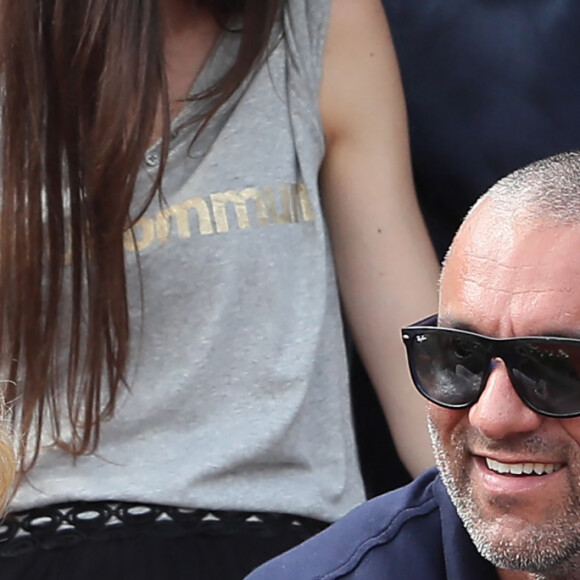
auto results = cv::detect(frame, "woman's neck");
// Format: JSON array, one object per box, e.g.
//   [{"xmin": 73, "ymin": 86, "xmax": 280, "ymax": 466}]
[{"xmin": 152, "ymin": 0, "xmax": 220, "ymax": 140}]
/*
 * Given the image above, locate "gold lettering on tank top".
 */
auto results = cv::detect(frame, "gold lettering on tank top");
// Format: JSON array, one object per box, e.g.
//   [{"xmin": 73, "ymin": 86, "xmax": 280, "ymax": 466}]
[
  {"xmin": 124, "ymin": 183, "xmax": 314, "ymax": 253},
  {"xmin": 155, "ymin": 197, "xmax": 214, "ymax": 243},
  {"xmin": 124, "ymin": 217, "xmax": 156, "ymax": 252},
  {"xmin": 263, "ymin": 186, "xmax": 293, "ymax": 224},
  {"xmin": 210, "ymin": 187, "xmax": 269, "ymax": 233}
]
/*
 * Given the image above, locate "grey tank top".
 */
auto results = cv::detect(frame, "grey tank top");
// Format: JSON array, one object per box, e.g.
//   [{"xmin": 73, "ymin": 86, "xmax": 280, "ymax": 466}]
[{"xmin": 11, "ymin": 0, "xmax": 366, "ymax": 522}]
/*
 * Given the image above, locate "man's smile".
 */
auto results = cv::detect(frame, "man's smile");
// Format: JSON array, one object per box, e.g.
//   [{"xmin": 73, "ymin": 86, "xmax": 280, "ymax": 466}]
[{"xmin": 484, "ymin": 458, "xmax": 563, "ymax": 476}]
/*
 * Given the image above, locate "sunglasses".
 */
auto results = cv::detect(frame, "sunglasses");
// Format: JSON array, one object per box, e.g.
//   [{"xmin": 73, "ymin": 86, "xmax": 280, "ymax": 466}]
[{"xmin": 401, "ymin": 315, "xmax": 580, "ymax": 418}]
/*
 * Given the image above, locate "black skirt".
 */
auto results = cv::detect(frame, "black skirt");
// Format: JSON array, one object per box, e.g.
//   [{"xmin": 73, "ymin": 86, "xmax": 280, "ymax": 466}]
[{"xmin": 0, "ymin": 501, "xmax": 328, "ymax": 580}]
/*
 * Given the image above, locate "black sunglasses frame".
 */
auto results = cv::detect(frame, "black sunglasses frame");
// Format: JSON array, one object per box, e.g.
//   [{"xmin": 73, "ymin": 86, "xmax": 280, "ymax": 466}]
[{"xmin": 401, "ymin": 314, "xmax": 580, "ymax": 418}]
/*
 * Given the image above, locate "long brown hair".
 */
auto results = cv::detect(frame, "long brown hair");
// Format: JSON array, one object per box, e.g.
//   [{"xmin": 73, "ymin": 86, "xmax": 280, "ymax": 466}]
[{"xmin": 0, "ymin": 0, "xmax": 284, "ymax": 472}]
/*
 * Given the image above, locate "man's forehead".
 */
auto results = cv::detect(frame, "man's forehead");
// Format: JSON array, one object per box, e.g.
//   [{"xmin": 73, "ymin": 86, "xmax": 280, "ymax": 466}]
[
  {"xmin": 439, "ymin": 205, "xmax": 580, "ymax": 335},
  {"xmin": 444, "ymin": 198, "xmax": 580, "ymax": 276}
]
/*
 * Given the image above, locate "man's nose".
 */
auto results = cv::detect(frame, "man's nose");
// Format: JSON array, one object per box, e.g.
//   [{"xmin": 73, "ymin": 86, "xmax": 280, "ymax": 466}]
[{"xmin": 468, "ymin": 359, "xmax": 544, "ymax": 439}]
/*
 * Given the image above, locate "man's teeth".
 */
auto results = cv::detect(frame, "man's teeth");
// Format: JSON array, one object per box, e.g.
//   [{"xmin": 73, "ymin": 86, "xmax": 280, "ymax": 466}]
[{"xmin": 485, "ymin": 458, "xmax": 563, "ymax": 476}]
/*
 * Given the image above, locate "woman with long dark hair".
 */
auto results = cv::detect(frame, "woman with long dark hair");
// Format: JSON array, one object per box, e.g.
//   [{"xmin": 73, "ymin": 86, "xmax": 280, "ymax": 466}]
[{"xmin": 0, "ymin": 0, "xmax": 438, "ymax": 577}]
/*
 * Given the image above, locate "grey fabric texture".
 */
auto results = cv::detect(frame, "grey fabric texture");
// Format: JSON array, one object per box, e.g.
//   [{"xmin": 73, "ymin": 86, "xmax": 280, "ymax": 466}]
[{"xmin": 12, "ymin": 0, "xmax": 365, "ymax": 523}]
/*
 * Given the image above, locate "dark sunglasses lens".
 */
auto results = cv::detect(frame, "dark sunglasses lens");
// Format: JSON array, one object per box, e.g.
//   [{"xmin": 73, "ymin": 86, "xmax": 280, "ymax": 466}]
[
  {"xmin": 511, "ymin": 341, "xmax": 580, "ymax": 416},
  {"xmin": 410, "ymin": 331, "xmax": 487, "ymax": 407}
]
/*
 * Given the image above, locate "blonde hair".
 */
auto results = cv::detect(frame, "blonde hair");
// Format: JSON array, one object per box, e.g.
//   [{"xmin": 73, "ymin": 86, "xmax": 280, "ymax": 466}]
[{"xmin": 0, "ymin": 428, "xmax": 15, "ymax": 512}]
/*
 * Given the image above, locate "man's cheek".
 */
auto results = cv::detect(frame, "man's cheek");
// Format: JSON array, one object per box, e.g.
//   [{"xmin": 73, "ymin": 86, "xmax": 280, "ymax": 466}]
[{"xmin": 427, "ymin": 404, "xmax": 460, "ymax": 441}]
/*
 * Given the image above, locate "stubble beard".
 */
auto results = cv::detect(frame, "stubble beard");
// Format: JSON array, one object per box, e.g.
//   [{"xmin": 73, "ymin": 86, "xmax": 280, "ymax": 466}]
[{"xmin": 427, "ymin": 417, "xmax": 580, "ymax": 578}]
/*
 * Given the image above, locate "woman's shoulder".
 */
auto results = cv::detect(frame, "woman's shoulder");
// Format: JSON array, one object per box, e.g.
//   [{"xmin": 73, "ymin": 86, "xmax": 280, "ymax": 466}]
[{"xmin": 283, "ymin": 0, "xmax": 332, "ymax": 50}]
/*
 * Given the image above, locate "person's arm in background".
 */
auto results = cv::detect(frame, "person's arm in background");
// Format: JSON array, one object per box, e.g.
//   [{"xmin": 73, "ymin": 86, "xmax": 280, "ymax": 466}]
[{"xmin": 319, "ymin": 0, "xmax": 439, "ymax": 477}]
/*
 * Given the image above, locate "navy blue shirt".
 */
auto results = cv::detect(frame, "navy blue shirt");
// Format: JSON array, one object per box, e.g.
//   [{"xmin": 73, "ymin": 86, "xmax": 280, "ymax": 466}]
[{"xmin": 246, "ymin": 469, "xmax": 498, "ymax": 579}]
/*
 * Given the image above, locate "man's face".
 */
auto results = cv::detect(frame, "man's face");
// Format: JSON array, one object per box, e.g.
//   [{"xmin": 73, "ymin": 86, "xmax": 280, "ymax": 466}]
[{"xmin": 432, "ymin": 206, "xmax": 580, "ymax": 577}]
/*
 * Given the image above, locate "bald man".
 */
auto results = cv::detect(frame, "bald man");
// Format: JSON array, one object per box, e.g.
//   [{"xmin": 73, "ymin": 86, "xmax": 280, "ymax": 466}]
[{"xmin": 247, "ymin": 151, "xmax": 580, "ymax": 580}]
